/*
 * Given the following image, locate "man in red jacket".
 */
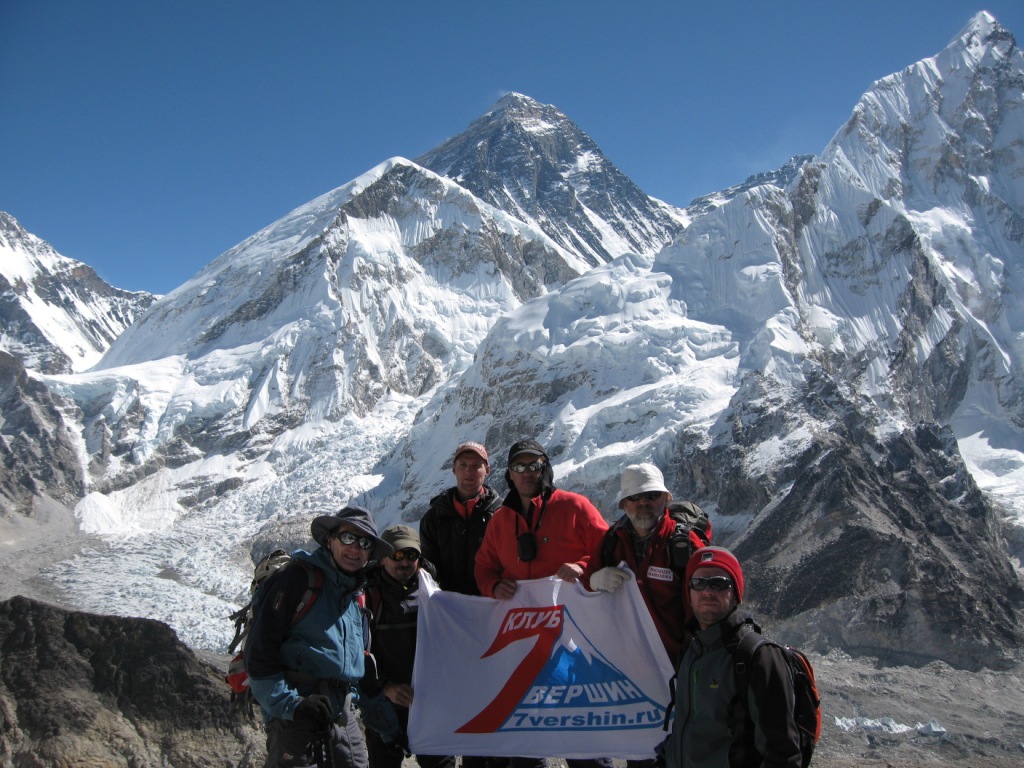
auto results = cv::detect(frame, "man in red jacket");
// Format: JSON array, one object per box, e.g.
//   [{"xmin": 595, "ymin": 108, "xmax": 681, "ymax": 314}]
[
  {"xmin": 474, "ymin": 438, "xmax": 609, "ymax": 599},
  {"xmin": 588, "ymin": 463, "xmax": 705, "ymax": 667},
  {"xmin": 473, "ymin": 438, "xmax": 611, "ymax": 768}
]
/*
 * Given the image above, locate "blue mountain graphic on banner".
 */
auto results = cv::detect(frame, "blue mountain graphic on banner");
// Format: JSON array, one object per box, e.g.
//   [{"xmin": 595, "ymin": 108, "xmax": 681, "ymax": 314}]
[{"xmin": 500, "ymin": 607, "xmax": 665, "ymax": 732}]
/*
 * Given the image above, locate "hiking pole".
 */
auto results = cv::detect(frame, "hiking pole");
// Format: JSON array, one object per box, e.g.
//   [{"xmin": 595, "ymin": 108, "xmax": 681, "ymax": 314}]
[{"xmin": 308, "ymin": 727, "xmax": 334, "ymax": 768}]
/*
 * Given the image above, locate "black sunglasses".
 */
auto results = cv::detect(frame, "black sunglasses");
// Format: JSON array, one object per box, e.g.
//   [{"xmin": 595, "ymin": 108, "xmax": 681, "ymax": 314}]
[
  {"xmin": 625, "ymin": 491, "xmax": 663, "ymax": 503},
  {"xmin": 510, "ymin": 461, "xmax": 546, "ymax": 473},
  {"xmin": 517, "ymin": 532, "xmax": 537, "ymax": 562},
  {"xmin": 389, "ymin": 548, "xmax": 421, "ymax": 562},
  {"xmin": 689, "ymin": 576, "xmax": 734, "ymax": 592},
  {"xmin": 334, "ymin": 531, "xmax": 374, "ymax": 551}
]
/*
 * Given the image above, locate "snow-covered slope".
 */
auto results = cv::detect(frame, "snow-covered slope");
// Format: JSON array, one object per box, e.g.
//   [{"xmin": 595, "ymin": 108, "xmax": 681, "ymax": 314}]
[{"xmin": 46, "ymin": 159, "xmax": 584, "ymax": 484}]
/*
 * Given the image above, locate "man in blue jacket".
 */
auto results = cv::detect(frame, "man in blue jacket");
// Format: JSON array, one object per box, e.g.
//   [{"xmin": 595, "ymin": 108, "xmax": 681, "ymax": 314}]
[{"xmin": 244, "ymin": 506, "xmax": 394, "ymax": 768}]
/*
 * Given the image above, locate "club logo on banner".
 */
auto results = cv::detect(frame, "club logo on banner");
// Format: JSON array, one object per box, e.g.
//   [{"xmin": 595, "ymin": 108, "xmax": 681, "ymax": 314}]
[
  {"xmin": 458, "ymin": 604, "xmax": 662, "ymax": 734},
  {"xmin": 408, "ymin": 571, "xmax": 676, "ymax": 759}
]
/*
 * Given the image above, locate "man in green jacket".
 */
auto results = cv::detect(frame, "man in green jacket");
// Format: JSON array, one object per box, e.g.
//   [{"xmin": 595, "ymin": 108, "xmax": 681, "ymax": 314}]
[{"xmin": 663, "ymin": 547, "xmax": 803, "ymax": 768}]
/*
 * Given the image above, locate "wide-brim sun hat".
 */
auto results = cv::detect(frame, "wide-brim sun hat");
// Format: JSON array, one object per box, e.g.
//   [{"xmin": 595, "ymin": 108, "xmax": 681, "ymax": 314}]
[
  {"xmin": 616, "ymin": 463, "xmax": 671, "ymax": 506},
  {"xmin": 311, "ymin": 505, "xmax": 394, "ymax": 562}
]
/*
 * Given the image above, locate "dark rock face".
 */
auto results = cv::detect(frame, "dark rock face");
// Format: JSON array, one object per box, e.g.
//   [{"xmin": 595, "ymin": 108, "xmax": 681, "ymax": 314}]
[
  {"xmin": 416, "ymin": 92, "xmax": 686, "ymax": 265},
  {"xmin": 0, "ymin": 595, "xmax": 264, "ymax": 766},
  {"xmin": 0, "ymin": 351, "xmax": 84, "ymax": 514},
  {"xmin": 670, "ymin": 374, "xmax": 1024, "ymax": 671},
  {"xmin": 685, "ymin": 155, "xmax": 815, "ymax": 216}
]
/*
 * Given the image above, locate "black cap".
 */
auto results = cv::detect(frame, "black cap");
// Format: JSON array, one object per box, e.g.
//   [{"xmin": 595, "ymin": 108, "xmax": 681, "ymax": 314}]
[
  {"xmin": 504, "ymin": 439, "xmax": 555, "ymax": 504},
  {"xmin": 311, "ymin": 506, "xmax": 393, "ymax": 561},
  {"xmin": 507, "ymin": 439, "xmax": 547, "ymax": 464}
]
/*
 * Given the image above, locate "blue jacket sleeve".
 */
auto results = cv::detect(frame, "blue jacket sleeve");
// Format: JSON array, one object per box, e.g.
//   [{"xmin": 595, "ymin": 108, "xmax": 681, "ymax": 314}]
[{"xmin": 242, "ymin": 565, "xmax": 311, "ymax": 720}]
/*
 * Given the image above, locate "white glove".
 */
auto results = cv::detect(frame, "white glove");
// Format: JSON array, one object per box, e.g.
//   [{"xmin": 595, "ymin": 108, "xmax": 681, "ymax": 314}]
[{"xmin": 591, "ymin": 567, "xmax": 632, "ymax": 593}]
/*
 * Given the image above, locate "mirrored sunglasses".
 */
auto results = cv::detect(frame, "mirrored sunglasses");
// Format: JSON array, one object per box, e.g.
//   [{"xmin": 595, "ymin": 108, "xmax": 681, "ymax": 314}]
[
  {"xmin": 510, "ymin": 461, "xmax": 546, "ymax": 473},
  {"xmin": 334, "ymin": 531, "xmax": 374, "ymax": 550},
  {"xmin": 389, "ymin": 548, "xmax": 421, "ymax": 562},
  {"xmin": 688, "ymin": 576, "xmax": 734, "ymax": 592},
  {"xmin": 626, "ymin": 491, "xmax": 663, "ymax": 503}
]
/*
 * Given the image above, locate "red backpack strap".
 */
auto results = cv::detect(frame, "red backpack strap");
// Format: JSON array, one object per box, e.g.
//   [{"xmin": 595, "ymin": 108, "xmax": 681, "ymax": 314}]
[
  {"xmin": 365, "ymin": 584, "xmax": 384, "ymax": 632},
  {"xmin": 290, "ymin": 561, "xmax": 324, "ymax": 625}
]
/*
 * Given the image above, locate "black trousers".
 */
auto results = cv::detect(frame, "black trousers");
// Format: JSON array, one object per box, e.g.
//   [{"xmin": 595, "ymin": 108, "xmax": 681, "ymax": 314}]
[{"xmin": 264, "ymin": 712, "xmax": 368, "ymax": 768}]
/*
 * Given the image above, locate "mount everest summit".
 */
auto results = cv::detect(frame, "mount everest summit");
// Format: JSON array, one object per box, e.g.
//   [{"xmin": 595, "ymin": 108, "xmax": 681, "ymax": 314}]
[{"xmin": 1, "ymin": 12, "xmax": 1023, "ymax": 674}]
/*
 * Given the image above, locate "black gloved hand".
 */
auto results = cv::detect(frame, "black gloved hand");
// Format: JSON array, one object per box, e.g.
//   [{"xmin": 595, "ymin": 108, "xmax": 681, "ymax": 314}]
[{"xmin": 294, "ymin": 694, "xmax": 333, "ymax": 728}]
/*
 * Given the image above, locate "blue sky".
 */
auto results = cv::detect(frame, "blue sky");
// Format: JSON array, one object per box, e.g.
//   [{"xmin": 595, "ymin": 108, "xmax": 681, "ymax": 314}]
[{"xmin": 2, "ymin": 1, "xmax": 1022, "ymax": 294}]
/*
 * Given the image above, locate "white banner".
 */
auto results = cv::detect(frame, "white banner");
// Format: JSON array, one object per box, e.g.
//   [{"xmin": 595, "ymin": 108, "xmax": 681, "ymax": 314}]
[{"xmin": 407, "ymin": 570, "xmax": 676, "ymax": 759}]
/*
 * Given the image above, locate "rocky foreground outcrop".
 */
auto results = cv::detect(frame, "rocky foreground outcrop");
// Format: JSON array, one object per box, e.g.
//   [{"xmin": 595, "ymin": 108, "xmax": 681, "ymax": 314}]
[
  {"xmin": 3, "ymin": 596, "xmax": 1024, "ymax": 767},
  {"xmin": 0, "ymin": 595, "xmax": 263, "ymax": 767}
]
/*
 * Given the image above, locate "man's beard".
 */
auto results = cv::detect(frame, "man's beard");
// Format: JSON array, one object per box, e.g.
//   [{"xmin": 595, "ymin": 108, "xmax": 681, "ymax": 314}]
[{"xmin": 629, "ymin": 512, "xmax": 658, "ymax": 532}]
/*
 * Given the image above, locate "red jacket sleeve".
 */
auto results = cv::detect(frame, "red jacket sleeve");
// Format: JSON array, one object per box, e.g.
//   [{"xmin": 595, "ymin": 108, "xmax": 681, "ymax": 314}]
[{"xmin": 473, "ymin": 507, "xmax": 511, "ymax": 597}]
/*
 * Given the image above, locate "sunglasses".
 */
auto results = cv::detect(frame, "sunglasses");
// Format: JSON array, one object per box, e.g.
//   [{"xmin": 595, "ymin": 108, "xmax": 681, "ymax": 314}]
[
  {"xmin": 334, "ymin": 531, "xmax": 374, "ymax": 551},
  {"xmin": 625, "ymin": 491, "xmax": 663, "ymax": 503},
  {"xmin": 510, "ymin": 461, "xmax": 546, "ymax": 473},
  {"xmin": 689, "ymin": 576, "xmax": 734, "ymax": 592},
  {"xmin": 389, "ymin": 548, "xmax": 421, "ymax": 562}
]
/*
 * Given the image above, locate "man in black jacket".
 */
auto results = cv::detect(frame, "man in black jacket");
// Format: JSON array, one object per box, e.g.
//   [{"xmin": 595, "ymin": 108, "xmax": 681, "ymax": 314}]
[
  {"xmin": 418, "ymin": 442, "xmax": 504, "ymax": 768},
  {"xmin": 363, "ymin": 525, "xmax": 449, "ymax": 768},
  {"xmin": 419, "ymin": 441, "xmax": 503, "ymax": 596}
]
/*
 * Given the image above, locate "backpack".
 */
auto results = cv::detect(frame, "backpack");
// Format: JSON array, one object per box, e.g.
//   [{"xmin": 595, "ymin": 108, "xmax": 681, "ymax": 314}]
[
  {"xmin": 665, "ymin": 501, "xmax": 712, "ymax": 569},
  {"xmin": 224, "ymin": 549, "xmax": 324, "ymax": 717},
  {"xmin": 727, "ymin": 620, "xmax": 822, "ymax": 768},
  {"xmin": 601, "ymin": 499, "xmax": 712, "ymax": 572}
]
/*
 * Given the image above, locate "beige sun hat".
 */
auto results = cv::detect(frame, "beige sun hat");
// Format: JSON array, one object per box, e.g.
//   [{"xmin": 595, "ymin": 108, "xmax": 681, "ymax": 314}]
[{"xmin": 616, "ymin": 463, "xmax": 671, "ymax": 506}]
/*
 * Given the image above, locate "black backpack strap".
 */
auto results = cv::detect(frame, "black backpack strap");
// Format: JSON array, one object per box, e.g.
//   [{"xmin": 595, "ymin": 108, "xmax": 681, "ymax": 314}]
[
  {"xmin": 661, "ymin": 669, "xmax": 678, "ymax": 731},
  {"xmin": 364, "ymin": 583, "xmax": 383, "ymax": 634},
  {"xmin": 725, "ymin": 620, "xmax": 766, "ymax": 766}
]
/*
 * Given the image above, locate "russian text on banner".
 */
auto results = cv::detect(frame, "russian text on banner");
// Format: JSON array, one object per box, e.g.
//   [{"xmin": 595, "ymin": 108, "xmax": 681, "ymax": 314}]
[{"xmin": 408, "ymin": 569, "xmax": 675, "ymax": 759}]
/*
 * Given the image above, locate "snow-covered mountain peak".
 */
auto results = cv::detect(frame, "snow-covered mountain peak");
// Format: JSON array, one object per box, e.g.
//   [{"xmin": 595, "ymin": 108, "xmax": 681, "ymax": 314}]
[
  {"xmin": 96, "ymin": 156, "xmax": 583, "ymax": 370},
  {"xmin": 416, "ymin": 93, "xmax": 689, "ymax": 266},
  {"xmin": 163, "ymin": 157, "xmax": 409, "ymax": 303},
  {"xmin": 0, "ymin": 212, "xmax": 154, "ymax": 373},
  {"xmin": 486, "ymin": 91, "xmax": 564, "ymax": 132},
  {"xmin": 951, "ymin": 10, "xmax": 1007, "ymax": 52}
]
